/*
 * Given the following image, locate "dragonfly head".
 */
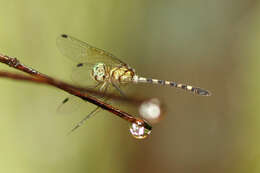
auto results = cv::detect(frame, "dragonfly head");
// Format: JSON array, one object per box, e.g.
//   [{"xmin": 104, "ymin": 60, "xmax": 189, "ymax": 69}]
[{"xmin": 92, "ymin": 63, "xmax": 109, "ymax": 82}]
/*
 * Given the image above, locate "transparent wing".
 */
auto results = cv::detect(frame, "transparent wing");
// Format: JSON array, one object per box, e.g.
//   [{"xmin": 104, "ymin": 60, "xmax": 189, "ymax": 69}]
[
  {"xmin": 70, "ymin": 63, "xmax": 99, "ymax": 87},
  {"xmin": 56, "ymin": 34, "xmax": 126, "ymax": 66},
  {"xmin": 58, "ymin": 81, "xmax": 127, "ymax": 134},
  {"xmin": 57, "ymin": 81, "xmax": 108, "ymax": 114},
  {"xmin": 57, "ymin": 96, "xmax": 84, "ymax": 114}
]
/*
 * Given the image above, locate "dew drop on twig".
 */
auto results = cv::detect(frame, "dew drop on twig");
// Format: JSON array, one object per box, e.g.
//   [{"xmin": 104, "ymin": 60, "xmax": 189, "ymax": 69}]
[{"xmin": 129, "ymin": 120, "xmax": 152, "ymax": 139}]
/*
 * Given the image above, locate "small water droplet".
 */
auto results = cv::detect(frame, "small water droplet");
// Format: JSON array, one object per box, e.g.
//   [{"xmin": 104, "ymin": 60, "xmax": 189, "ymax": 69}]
[{"xmin": 129, "ymin": 120, "xmax": 152, "ymax": 139}]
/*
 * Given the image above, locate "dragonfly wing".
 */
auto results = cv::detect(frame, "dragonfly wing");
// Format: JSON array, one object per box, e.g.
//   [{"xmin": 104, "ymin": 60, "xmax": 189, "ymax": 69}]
[
  {"xmin": 57, "ymin": 81, "xmax": 105, "ymax": 114},
  {"xmin": 70, "ymin": 63, "xmax": 99, "ymax": 87},
  {"xmin": 56, "ymin": 34, "xmax": 126, "ymax": 66},
  {"xmin": 57, "ymin": 96, "xmax": 83, "ymax": 114}
]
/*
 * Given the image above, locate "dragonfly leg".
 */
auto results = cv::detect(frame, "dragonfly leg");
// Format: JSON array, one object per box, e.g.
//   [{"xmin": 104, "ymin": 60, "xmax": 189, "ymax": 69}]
[
  {"xmin": 68, "ymin": 83, "xmax": 109, "ymax": 134},
  {"xmin": 67, "ymin": 106, "xmax": 101, "ymax": 135},
  {"xmin": 112, "ymin": 82, "xmax": 126, "ymax": 97}
]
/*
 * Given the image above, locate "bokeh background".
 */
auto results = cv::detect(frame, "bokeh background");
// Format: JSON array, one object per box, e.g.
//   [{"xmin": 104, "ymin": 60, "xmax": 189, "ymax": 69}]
[{"xmin": 0, "ymin": 0, "xmax": 259, "ymax": 172}]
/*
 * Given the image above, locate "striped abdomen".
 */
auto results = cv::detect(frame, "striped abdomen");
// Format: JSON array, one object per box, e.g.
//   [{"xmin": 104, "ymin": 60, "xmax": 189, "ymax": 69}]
[{"xmin": 133, "ymin": 76, "xmax": 211, "ymax": 96}]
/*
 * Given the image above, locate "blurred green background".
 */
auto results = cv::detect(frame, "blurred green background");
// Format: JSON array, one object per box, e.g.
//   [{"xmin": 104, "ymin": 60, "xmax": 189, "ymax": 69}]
[{"xmin": 0, "ymin": 0, "xmax": 259, "ymax": 172}]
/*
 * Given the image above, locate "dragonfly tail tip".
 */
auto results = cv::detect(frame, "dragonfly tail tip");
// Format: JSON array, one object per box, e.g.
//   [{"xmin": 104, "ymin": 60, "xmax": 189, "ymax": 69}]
[{"xmin": 196, "ymin": 88, "xmax": 212, "ymax": 96}]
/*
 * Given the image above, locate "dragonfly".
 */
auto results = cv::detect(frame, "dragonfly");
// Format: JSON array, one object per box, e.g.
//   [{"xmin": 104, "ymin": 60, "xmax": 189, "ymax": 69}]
[{"xmin": 57, "ymin": 34, "xmax": 211, "ymax": 133}]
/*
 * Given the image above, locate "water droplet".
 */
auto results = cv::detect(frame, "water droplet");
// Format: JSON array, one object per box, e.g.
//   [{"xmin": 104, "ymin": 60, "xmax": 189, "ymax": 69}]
[
  {"xmin": 139, "ymin": 98, "xmax": 162, "ymax": 124},
  {"xmin": 129, "ymin": 120, "xmax": 152, "ymax": 139}
]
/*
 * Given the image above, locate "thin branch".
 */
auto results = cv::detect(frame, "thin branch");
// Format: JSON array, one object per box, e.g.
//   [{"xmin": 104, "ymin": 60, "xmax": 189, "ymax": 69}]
[{"xmin": 0, "ymin": 53, "xmax": 152, "ymax": 130}]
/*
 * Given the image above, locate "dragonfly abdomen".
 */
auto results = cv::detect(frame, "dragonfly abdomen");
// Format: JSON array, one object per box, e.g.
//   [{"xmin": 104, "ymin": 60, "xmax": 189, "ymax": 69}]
[{"xmin": 133, "ymin": 75, "xmax": 211, "ymax": 96}]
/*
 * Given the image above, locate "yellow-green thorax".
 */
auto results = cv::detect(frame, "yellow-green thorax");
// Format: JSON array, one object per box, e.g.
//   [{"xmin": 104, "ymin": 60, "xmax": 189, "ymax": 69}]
[
  {"xmin": 110, "ymin": 65, "xmax": 135, "ymax": 84},
  {"xmin": 91, "ymin": 63, "xmax": 135, "ymax": 84}
]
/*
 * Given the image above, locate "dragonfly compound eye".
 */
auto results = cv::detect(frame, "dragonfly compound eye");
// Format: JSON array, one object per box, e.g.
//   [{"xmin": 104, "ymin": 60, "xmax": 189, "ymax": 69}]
[{"xmin": 92, "ymin": 63, "xmax": 107, "ymax": 82}]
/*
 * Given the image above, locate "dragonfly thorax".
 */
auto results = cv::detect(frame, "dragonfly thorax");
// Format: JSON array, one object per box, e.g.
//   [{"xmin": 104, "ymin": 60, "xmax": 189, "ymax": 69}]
[
  {"xmin": 91, "ymin": 63, "xmax": 109, "ymax": 82},
  {"xmin": 110, "ymin": 65, "xmax": 135, "ymax": 84}
]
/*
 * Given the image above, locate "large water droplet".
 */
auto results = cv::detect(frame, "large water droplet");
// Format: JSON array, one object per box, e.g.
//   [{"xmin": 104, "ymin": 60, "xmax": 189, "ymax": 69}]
[
  {"xmin": 129, "ymin": 120, "xmax": 152, "ymax": 139},
  {"xmin": 139, "ymin": 98, "xmax": 162, "ymax": 124}
]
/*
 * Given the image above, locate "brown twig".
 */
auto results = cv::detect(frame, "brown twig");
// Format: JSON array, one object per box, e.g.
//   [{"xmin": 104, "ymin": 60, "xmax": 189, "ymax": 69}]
[{"xmin": 0, "ymin": 53, "xmax": 152, "ymax": 130}]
